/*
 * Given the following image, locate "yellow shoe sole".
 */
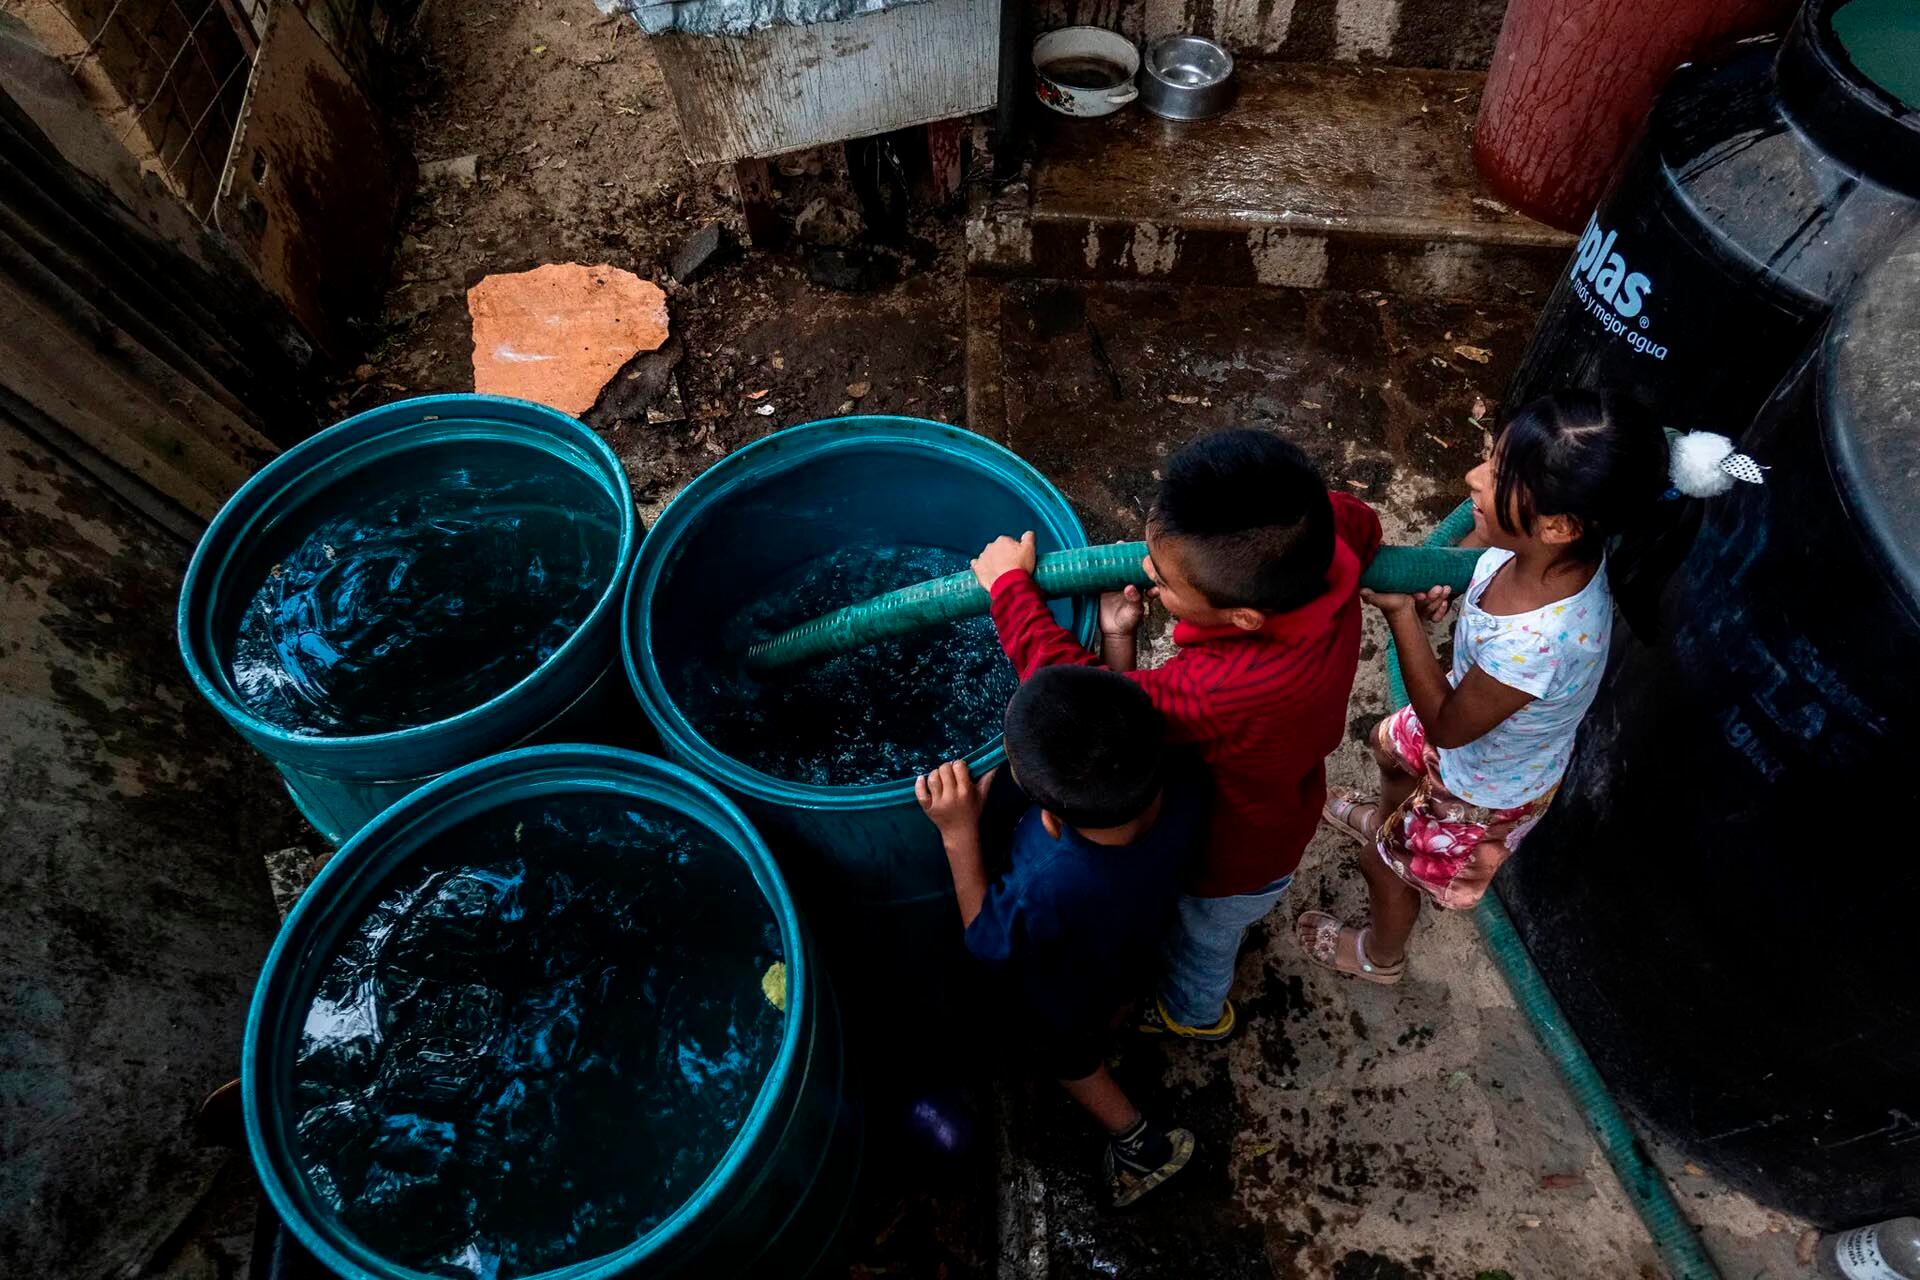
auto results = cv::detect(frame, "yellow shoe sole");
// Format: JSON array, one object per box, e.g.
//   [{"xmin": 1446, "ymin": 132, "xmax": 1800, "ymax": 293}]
[{"xmin": 1138, "ymin": 997, "xmax": 1236, "ymax": 1041}]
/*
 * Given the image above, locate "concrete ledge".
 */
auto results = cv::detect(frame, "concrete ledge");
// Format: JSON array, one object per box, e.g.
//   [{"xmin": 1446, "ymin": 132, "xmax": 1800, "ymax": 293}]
[
  {"xmin": 970, "ymin": 63, "xmax": 1573, "ymax": 301},
  {"xmin": 1032, "ymin": 0, "xmax": 1506, "ymax": 69}
]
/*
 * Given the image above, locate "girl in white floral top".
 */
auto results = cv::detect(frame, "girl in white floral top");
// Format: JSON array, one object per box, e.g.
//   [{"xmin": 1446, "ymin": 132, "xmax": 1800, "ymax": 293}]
[{"xmin": 1300, "ymin": 391, "xmax": 1670, "ymax": 986}]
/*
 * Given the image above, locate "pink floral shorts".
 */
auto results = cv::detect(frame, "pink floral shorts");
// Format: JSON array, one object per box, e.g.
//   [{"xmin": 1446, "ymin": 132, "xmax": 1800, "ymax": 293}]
[{"xmin": 1372, "ymin": 706, "xmax": 1554, "ymax": 902}]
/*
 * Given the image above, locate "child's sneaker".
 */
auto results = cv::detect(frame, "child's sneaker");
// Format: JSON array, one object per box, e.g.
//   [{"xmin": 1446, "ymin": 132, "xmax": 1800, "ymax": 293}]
[
  {"xmin": 1105, "ymin": 1117, "xmax": 1195, "ymax": 1207},
  {"xmin": 1136, "ymin": 996, "xmax": 1236, "ymax": 1041}
]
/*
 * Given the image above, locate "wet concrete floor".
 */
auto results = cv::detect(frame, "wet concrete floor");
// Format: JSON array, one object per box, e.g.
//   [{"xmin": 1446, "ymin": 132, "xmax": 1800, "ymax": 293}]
[
  {"xmin": 1028, "ymin": 63, "xmax": 1538, "ymax": 235},
  {"xmin": 965, "ymin": 274, "xmax": 1522, "ymax": 544},
  {"xmin": 0, "ymin": 421, "xmax": 293, "ymax": 1277}
]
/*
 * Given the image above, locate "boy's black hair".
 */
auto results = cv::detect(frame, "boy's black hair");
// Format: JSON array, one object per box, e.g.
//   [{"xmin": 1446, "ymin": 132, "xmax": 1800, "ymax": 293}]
[
  {"xmin": 1150, "ymin": 429, "xmax": 1335, "ymax": 614},
  {"xmin": 1004, "ymin": 666, "xmax": 1166, "ymax": 831},
  {"xmin": 1492, "ymin": 390, "xmax": 1669, "ymax": 564}
]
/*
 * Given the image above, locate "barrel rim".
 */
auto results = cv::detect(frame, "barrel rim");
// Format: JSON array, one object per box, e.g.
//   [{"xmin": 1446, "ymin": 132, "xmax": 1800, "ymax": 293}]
[
  {"xmin": 240, "ymin": 743, "xmax": 810, "ymax": 1280},
  {"xmin": 1818, "ymin": 232, "xmax": 1920, "ymax": 627},
  {"xmin": 620, "ymin": 415, "xmax": 1095, "ymax": 809},
  {"xmin": 1778, "ymin": 0, "xmax": 1920, "ymax": 200},
  {"xmin": 176, "ymin": 394, "xmax": 638, "ymax": 764}
]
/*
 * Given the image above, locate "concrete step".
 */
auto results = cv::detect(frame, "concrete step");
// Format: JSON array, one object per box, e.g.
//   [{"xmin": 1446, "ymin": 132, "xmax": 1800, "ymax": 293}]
[
  {"xmin": 1034, "ymin": 0, "xmax": 1502, "ymax": 68},
  {"xmin": 969, "ymin": 61, "xmax": 1573, "ymax": 301}
]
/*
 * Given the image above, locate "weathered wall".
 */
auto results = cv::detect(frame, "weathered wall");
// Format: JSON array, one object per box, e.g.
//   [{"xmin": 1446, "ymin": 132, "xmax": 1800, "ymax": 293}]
[
  {"xmin": 1034, "ymin": 0, "xmax": 1510, "ymax": 67},
  {"xmin": 0, "ymin": 419, "xmax": 293, "ymax": 1278},
  {"xmin": 1, "ymin": 15, "xmax": 309, "ymax": 531}
]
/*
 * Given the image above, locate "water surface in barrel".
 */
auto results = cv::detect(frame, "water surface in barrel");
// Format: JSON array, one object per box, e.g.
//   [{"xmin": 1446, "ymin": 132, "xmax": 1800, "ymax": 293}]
[
  {"xmin": 676, "ymin": 544, "xmax": 1018, "ymax": 786},
  {"xmin": 228, "ymin": 442, "xmax": 620, "ymax": 735},
  {"xmin": 291, "ymin": 794, "xmax": 784, "ymax": 1278}
]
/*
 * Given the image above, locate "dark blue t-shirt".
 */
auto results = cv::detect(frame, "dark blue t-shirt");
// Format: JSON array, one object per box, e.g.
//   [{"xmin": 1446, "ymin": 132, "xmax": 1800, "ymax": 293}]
[{"xmin": 963, "ymin": 765, "xmax": 1207, "ymax": 1036}]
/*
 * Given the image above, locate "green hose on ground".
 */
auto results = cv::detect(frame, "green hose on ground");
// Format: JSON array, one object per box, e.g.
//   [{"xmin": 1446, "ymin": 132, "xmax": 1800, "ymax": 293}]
[
  {"xmin": 745, "ymin": 541, "xmax": 1483, "ymax": 673},
  {"xmin": 1387, "ymin": 502, "xmax": 1720, "ymax": 1280}
]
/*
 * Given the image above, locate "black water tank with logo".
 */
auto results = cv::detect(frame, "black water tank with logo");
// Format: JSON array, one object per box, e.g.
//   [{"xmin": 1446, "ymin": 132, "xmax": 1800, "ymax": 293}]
[
  {"xmin": 1498, "ymin": 229, "xmax": 1920, "ymax": 1226},
  {"xmin": 1504, "ymin": 0, "xmax": 1920, "ymax": 438}
]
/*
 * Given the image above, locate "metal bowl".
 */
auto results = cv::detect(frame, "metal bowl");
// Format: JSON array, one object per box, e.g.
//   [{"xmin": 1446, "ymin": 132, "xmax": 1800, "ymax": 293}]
[{"xmin": 1138, "ymin": 35, "xmax": 1235, "ymax": 121}]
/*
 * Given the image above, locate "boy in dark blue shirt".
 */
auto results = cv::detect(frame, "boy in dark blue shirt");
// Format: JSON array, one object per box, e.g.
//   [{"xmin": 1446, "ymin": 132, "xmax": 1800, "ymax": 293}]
[{"xmin": 916, "ymin": 664, "xmax": 1207, "ymax": 1207}]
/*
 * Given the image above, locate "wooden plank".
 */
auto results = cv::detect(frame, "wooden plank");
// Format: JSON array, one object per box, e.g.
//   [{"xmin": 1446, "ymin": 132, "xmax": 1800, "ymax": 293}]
[
  {"xmin": 962, "ymin": 274, "xmax": 1007, "ymax": 445},
  {"xmin": 0, "ymin": 53, "xmax": 297, "ymax": 1280},
  {"xmin": 925, "ymin": 117, "xmax": 964, "ymax": 206},
  {"xmin": 216, "ymin": 0, "xmax": 262, "ymax": 56},
  {"xmin": 214, "ymin": 6, "xmax": 412, "ymax": 362},
  {"xmin": 0, "ymin": 270, "xmax": 257, "ymax": 524},
  {"xmin": 652, "ymin": 0, "xmax": 1001, "ymax": 165},
  {"xmin": 733, "ymin": 156, "xmax": 782, "ymax": 247},
  {"xmin": 1, "ymin": 22, "xmax": 306, "ymax": 523}
]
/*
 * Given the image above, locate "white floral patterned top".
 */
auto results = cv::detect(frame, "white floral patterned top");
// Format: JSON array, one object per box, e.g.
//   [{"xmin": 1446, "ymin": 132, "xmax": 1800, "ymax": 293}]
[{"xmin": 1435, "ymin": 548, "xmax": 1612, "ymax": 809}]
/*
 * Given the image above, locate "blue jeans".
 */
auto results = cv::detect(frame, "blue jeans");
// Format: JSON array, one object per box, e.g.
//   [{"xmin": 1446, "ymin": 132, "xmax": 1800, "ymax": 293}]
[{"xmin": 1156, "ymin": 875, "xmax": 1294, "ymax": 1027}]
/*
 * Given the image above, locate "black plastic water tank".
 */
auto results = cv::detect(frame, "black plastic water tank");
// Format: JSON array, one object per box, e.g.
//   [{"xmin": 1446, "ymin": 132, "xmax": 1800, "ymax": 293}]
[
  {"xmin": 1500, "ymin": 228, "xmax": 1920, "ymax": 1226},
  {"xmin": 1505, "ymin": 0, "xmax": 1920, "ymax": 439}
]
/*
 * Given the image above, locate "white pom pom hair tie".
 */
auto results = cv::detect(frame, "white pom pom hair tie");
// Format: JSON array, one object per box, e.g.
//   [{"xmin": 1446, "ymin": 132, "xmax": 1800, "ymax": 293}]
[{"xmin": 1665, "ymin": 429, "xmax": 1766, "ymax": 499}]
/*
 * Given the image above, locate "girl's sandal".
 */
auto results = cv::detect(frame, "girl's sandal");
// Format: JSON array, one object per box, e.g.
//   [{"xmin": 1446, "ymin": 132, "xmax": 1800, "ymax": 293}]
[
  {"xmin": 1322, "ymin": 789, "xmax": 1382, "ymax": 847},
  {"xmin": 1294, "ymin": 910, "xmax": 1406, "ymax": 986}
]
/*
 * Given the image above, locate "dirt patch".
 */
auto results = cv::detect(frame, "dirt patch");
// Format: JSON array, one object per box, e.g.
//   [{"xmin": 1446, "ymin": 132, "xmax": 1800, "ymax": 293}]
[{"xmin": 337, "ymin": 0, "xmax": 968, "ymax": 513}]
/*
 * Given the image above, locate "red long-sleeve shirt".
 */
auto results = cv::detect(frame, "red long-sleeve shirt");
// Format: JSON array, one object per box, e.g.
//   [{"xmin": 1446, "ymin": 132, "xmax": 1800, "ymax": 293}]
[{"xmin": 989, "ymin": 493, "xmax": 1383, "ymax": 897}]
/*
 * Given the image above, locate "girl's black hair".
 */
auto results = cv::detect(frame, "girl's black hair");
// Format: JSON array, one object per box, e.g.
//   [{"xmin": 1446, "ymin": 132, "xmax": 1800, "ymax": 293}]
[{"xmin": 1491, "ymin": 390, "xmax": 1670, "ymax": 566}]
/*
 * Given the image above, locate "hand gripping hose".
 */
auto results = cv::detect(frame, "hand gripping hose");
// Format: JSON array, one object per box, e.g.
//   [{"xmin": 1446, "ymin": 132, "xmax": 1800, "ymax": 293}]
[
  {"xmin": 745, "ymin": 541, "xmax": 1483, "ymax": 673},
  {"xmin": 1387, "ymin": 502, "xmax": 1720, "ymax": 1280}
]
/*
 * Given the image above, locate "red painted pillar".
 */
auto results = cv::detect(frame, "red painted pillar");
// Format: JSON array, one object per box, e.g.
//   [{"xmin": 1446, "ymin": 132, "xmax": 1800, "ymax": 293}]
[{"xmin": 1473, "ymin": 0, "xmax": 1796, "ymax": 231}]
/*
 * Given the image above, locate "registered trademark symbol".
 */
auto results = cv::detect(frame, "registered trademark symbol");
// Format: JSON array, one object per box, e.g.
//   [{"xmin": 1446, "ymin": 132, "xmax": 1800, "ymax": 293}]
[{"xmin": 1639, "ymin": 316, "xmax": 1650, "ymax": 329}]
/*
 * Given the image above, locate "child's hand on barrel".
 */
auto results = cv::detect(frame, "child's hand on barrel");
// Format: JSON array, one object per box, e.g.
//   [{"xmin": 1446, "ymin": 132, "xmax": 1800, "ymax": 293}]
[
  {"xmin": 921, "ymin": 761, "xmax": 998, "ymax": 927},
  {"xmin": 971, "ymin": 531, "xmax": 1037, "ymax": 590},
  {"xmin": 916, "ymin": 759, "xmax": 995, "ymax": 837}
]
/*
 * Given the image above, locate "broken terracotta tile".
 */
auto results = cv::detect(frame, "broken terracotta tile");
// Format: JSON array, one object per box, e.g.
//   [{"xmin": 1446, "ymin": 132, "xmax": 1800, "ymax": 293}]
[{"xmin": 468, "ymin": 263, "xmax": 668, "ymax": 416}]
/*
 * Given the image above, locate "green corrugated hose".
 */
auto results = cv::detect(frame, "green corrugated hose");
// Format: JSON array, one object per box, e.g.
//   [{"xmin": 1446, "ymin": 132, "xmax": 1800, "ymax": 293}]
[
  {"xmin": 1387, "ymin": 501, "xmax": 1720, "ymax": 1280},
  {"xmin": 745, "ymin": 541, "xmax": 1483, "ymax": 673}
]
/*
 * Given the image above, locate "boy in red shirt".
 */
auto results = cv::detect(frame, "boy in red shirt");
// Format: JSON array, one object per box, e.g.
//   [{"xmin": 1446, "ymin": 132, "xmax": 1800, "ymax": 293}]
[{"xmin": 970, "ymin": 430, "xmax": 1381, "ymax": 1038}]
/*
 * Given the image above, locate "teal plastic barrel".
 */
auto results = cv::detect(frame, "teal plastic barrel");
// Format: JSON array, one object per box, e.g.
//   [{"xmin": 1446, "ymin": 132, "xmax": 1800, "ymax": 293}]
[
  {"xmin": 242, "ymin": 745, "xmax": 859, "ymax": 1279},
  {"xmin": 621, "ymin": 417, "xmax": 1095, "ymax": 1050},
  {"xmin": 178, "ymin": 395, "xmax": 641, "ymax": 843}
]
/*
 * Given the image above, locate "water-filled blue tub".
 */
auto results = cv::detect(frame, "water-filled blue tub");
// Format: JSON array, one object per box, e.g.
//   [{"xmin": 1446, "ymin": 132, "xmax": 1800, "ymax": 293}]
[
  {"xmin": 178, "ymin": 395, "xmax": 641, "ymax": 842},
  {"xmin": 622, "ymin": 416, "xmax": 1095, "ymax": 1050},
  {"xmin": 242, "ymin": 745, "xmax": 858, "ymax": 1279}
]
